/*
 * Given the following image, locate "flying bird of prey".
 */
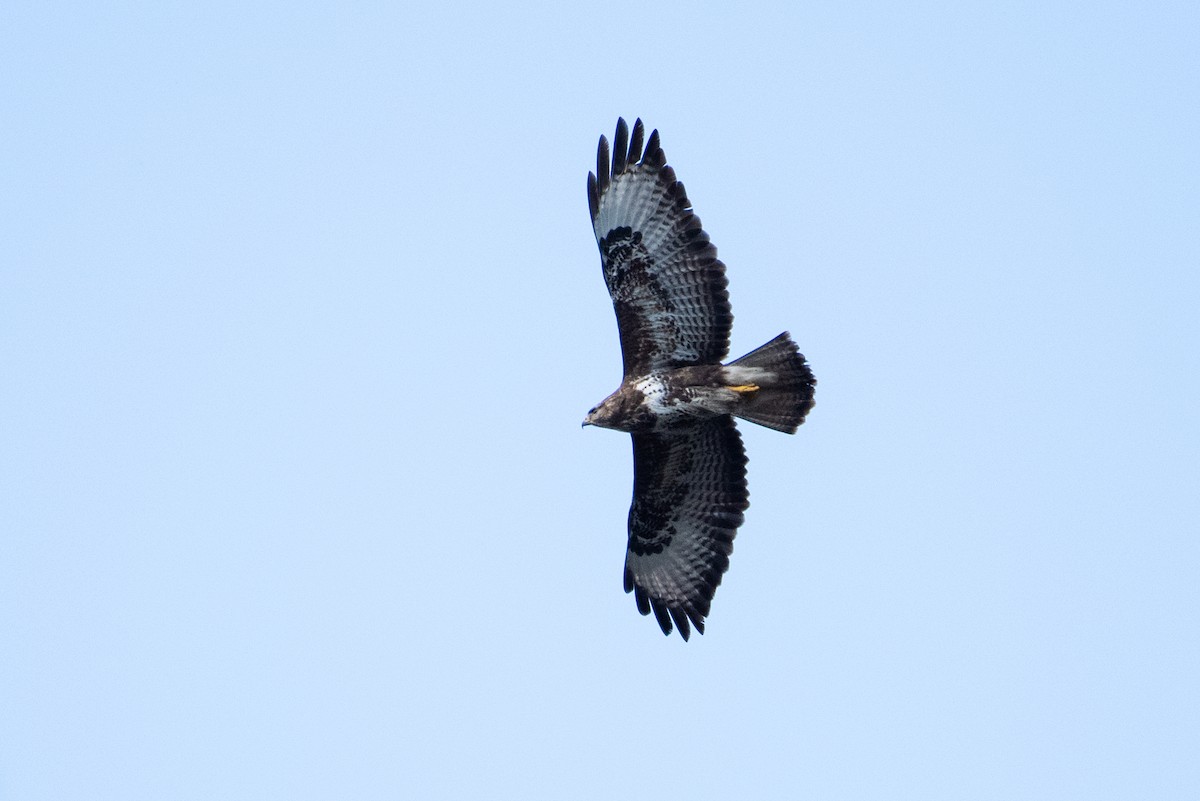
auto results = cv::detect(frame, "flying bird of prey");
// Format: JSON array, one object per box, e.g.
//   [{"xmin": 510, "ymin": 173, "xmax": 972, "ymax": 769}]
[{"xmin": 583, "ymin": 118, "xmax": 816, "ymax": 640}]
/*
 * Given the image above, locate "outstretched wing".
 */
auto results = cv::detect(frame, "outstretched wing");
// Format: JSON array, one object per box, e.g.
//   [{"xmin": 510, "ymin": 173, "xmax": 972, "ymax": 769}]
[
  {"xmin": 624, "ymin": 417, "xmax": 749, "ymax": 640},
  {"xmin": 588, "ymin": 118, "xmax": 733, "ymax": 377}
]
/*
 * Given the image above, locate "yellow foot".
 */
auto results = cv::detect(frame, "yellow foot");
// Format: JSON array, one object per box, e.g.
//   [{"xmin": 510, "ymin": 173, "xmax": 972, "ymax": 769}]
[{"xmin": 727, "ymin": 384, "xmax": 760, "ymax": 394}]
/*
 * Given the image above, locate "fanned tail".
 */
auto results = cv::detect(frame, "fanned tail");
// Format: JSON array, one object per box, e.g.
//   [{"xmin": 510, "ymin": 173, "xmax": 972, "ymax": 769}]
[{"xmin": 727, "ymin": 332, "xmax": 816, "ymax": 434}]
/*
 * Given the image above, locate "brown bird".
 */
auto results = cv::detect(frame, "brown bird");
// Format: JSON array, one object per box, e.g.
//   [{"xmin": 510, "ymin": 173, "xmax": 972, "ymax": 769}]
[{"xmin": 584, "ymin": 118, "xmax": 816, "ymax": 639}]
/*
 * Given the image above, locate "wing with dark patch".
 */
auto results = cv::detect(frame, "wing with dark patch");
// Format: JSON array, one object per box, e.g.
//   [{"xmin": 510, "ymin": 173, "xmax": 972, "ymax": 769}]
[
  {"xmin": 624, "ymin": 417, "xmax": 749, "ymax": 640},
  {"xmin": 587, "ymin": 118, "xmax": 733, "ymax": 376}
]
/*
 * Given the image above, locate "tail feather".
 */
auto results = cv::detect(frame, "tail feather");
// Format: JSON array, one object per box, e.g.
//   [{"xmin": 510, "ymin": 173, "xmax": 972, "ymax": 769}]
[{"xmin": 727, "ymin": 332, "xmax": 816, "ymax": 433}]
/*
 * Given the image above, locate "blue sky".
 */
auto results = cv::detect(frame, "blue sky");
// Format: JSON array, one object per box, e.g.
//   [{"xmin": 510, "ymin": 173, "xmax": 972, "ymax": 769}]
[{"xmin": 2, "ymin": 2, "xmax": 1197, "ymax": 799}]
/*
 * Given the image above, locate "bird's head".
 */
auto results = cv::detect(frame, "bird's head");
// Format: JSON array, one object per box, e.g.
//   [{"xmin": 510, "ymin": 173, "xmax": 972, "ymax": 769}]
[
  {"xmin": 582, "ymin": 387, "xmax": 641, "ymax": 432},
  {"xmin": 582, "ymin": 399, "xmax": 614, "ymax": 429}
]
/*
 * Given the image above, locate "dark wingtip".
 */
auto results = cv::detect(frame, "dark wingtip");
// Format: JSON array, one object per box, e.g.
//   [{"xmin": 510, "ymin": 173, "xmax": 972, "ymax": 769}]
[
  {"xmin": 587, "ymin": 172, "xmax": 599, "ymax": 220},
  {"xmin": 596, "ymin": 134, "xmax": 610, "ymax": 195},
  {"xmin": 628, "ymin": 119, "xmax": 645, "ymax": 165},
  {"xmin": 633, "ymin": 583, "xmax": 651, "ymax": 616},
  {"xmin": 650, "ymin": 598, "xmax": 674, "ymax": 637},
  {"xmin": 612, "ymin": 118, "xmax": 629, "ymax": 174},
  {"xmin": 669, "ymin": 607, "xmax": 692, "ymax": 641},
  {"xmin": 643, "ymin": 129, "xmax": 663, "ymax": 167},
  {"xmin": 592, "ymin": 118, "xmax": 654, "ymax": 210}
]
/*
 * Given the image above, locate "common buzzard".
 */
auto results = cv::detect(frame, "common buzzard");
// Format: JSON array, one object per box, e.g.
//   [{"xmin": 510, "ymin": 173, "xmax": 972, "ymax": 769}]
[{"xmin": 584, "ymin": 118, "xmax": 816, "ymax": 640}]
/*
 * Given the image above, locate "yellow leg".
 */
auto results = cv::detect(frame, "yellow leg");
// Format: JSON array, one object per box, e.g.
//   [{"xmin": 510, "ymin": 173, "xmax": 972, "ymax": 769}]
[{"xmin": 727, "ymin": 384, "xmax": 760, "ymax": 394}]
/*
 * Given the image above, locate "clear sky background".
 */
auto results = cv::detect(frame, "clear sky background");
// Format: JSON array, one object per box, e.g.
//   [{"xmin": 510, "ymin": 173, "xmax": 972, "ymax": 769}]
[{"xmin": 2, "ymin": 2, "xmax": 1197, "ymax": 799}]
